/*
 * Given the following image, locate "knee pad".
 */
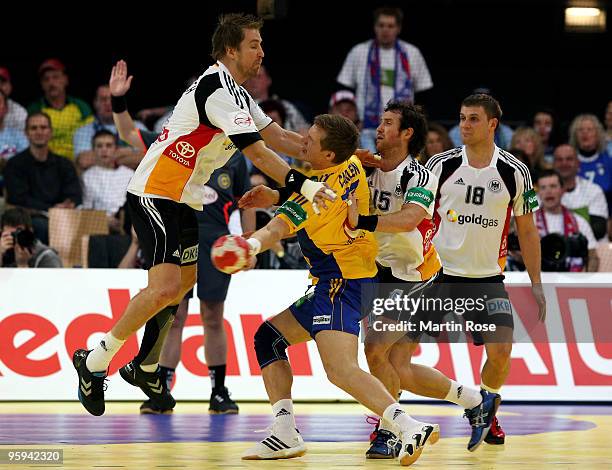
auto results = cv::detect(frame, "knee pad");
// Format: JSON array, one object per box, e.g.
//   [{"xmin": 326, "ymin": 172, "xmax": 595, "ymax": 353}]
[{"xmin": 254, "ymin": 321, "xmax": 289, "ymax": 369}]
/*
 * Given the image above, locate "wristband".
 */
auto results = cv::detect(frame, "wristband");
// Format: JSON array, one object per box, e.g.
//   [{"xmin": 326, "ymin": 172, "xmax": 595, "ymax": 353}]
[
  {"xmin": 246, "ymin": 238, "xmax": 262, "ymax": 256},
  {"xmin": 277, "ymin": 186, "xmax": 293, "ymax": 204},
  {"xmin": 356, "ymin": 215, "xmax": 379, "ymax": 232},
  {"xmin": 284, "ymin": 169, "xmax": 308, "ymax": 195},
  {"xmin": 111, "ymin": 95, "xmax": 128, "ymax": 113}
]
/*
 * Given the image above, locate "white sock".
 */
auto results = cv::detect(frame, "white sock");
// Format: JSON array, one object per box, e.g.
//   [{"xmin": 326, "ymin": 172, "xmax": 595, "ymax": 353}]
[
  {"xmin": 445, "ymin": 380, "xmax": 482, "ymax": 409},
  {"xmin": 481, "ymin": 383, "xmax": 501, "ymax": 394},
  {"xmin": 140, "ymin": 363, "xmax": 158, "ymax": 373},
  {"xmin": 272, "ymin": 399, "xmax": 296, "ymax": 431},
  {"xmin": 85, "ymin": 332, "xmax": 125, "ymax": 373},
  {"xmin": 382, "ymin": 403, "xmax": 420, "ymax": 433},
  {"xmin": 378, "ymin": 416, "xmax": 395, "ymax": 433}
]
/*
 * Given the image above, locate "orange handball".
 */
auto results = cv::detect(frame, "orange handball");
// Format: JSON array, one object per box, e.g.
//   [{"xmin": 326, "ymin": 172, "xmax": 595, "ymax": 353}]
[{"xmin": 211, "ymin": 235, "xmax": 251, "ymax": 274}]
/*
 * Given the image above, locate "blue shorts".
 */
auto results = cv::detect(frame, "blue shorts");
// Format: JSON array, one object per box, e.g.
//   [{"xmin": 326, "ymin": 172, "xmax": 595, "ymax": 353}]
[{"xmin": 289, "ymin": 277, "xmax": 376, "ymax": 338}]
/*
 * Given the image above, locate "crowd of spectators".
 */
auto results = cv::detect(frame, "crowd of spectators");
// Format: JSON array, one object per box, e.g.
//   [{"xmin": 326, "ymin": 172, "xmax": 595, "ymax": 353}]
[{"xmin": 0, "ymin": 6, "xmax": 611, "ymax": 273}]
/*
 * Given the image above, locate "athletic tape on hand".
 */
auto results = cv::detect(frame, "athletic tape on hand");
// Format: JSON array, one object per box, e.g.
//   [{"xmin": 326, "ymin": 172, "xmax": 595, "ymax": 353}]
[{"xmin": 246, "ymin": 238, "xmax": 262, "ymax": 256}]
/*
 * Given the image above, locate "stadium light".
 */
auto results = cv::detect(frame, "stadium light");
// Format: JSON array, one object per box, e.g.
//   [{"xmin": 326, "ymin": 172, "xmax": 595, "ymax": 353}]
[{"xmin": 565, "ymin": 2, "xmax": 606, "ymax": 32}]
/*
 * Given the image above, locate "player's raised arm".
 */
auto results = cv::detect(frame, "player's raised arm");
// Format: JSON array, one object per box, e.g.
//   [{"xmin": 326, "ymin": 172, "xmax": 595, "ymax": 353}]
[{"xmin": 109, "ymin": 60, "xmax": 143, "ymax": 151}]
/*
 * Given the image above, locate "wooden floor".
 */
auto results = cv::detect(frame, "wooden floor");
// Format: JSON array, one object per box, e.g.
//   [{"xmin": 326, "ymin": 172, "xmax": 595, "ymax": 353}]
[{"xmin": 1, "ymin": 402, "xmax": 610, "ymax": 469}]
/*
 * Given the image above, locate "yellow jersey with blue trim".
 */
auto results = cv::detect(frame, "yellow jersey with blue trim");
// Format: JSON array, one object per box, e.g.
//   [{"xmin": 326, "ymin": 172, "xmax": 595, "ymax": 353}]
[{"xmin": 275, "ymin": 156, "xmax": 378, "ymax": 280}]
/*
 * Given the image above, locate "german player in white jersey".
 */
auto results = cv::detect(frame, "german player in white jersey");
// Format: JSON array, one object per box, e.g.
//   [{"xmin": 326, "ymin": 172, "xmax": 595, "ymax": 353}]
[
  {"xmin": 425, "ymin": 93, "xmax": 546, "ymax": 445},
  {"xmin": 72, "ymin": 13, "xmax": 337, "ymax": 417},
  {"xmin": 346, "ymin": 102, "xmax": 504, "ymax": 455}
]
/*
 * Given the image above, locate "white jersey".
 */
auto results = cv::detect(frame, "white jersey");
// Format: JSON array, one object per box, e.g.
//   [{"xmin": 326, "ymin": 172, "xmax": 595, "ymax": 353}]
[
  {"xmin": 426, "ymin": 146, "xmax": 538, "ymax": 278},
  {"xmin": 128, "ymin": 61, "xmax": 272, "ymax": 209},
  {"xmin": 367, "ymin": 157, "xmax": 441, "ymax": 281}
]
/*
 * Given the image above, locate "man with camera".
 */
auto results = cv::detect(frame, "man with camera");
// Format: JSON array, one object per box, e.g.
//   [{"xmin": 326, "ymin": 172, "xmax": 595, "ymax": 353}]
[
  {"xmin": 535, "ymin": 170, "xmax": 599, "ymax": 272},
  {"xmin": 0, "ymin": 207, "xmax": 62, "ymax": 267}
]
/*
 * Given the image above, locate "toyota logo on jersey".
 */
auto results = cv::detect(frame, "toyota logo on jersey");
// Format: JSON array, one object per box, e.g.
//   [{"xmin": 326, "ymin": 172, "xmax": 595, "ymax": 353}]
[{"xmin": 176, "ymin": 141, "xmax": 196, "ymax": 158}]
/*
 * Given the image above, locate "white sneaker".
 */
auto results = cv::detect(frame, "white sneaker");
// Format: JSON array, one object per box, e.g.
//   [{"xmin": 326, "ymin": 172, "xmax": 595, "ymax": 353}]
[
  {"xmin": 396, "ymin": 422, "xmax": 439, "ymax": 466},
  {"xmin": 242, "ymin": 423, "xmax": 306, "ymax": 460}
]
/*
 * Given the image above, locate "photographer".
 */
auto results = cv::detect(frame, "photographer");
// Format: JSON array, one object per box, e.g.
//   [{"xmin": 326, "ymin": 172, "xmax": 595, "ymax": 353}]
[
  {"xmin": 0, "ymin": 207, "xmax": 62, "ymax": 267},
  {"xmin": 535, "ymin": 170, "xmax": 598, "ymax": 272},
  {"xmin": 507, "ymin": 170, "xmax": 599, "ymax": 272}
]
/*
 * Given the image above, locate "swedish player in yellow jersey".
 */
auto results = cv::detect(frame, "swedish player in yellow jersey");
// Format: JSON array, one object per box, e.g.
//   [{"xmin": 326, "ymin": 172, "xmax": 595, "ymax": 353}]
[{"xmin": 238, "ymin": 114, "xmax": 439, "ymax": 466}]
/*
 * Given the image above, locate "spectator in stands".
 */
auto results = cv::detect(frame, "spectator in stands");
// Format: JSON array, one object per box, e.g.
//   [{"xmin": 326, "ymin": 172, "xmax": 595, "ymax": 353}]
[
  {"xmin": 532, "ymin": 108, "xmax": 560, "ymax": 164},
  {"xmin": 337, "ymin": 6, "xmax": 433, "ymax": 152},
  {"xmin": 4, "ymin": 112, "xmax": 82, "ymax": 244},
  {"xmin": 535, "ymin": 170, "xmax": 598, "ymax": 272},
  {"xmin": 329, "ymin": 90, "xmax": 360, "ymax": 127},
  {"xmin": 0, "ymin": 67, "xmax": 27, "ymax": 130},
  {"xmin": 328, "ymin": 90, "xmax": 362, "ymax": 150},
  {"xmin": 553, "ymin": 144, "xmax": 608, "ymax": 241},
  {"xmin": 605, "ymin": 100, "xmax": 612, "ymax": 155},
  {"xmin": 0, "ymin": 90, "xmax": 28, "ymax": 185},
  {"xmin": 449, "ymin": 87, "xmax": 513, "ymax": 149},
  {"xmin": 73, "ymin": 85, "xmax": 145, "ymax": 172},
  {"xmin": 422, "ymin": 122, "xmax": 453, "ymax": 164},
  {"xmin": 81, "ymin": 130, "xmax": 134, "ymax": 233},
  {"xmin": 0, "ymin": 207, "xmax": 62, "ymax": 267},
  {"xmin": 569, "ymin": 114, "xmax": 612, "ymax": 210},
  {"xmin": 510, "ymin": 127, "xmax": 550, "ymax": 180},
  {"xmin": 257, "ymin": 98, "xmax": 294, "ymax": 167},
  {"xmin": 243, "ymin": 64, "xmax": 310, "ymax": 134},
  {"xmin": 27, "ymin": 59, "xmax": 93, "ymax": 160}
]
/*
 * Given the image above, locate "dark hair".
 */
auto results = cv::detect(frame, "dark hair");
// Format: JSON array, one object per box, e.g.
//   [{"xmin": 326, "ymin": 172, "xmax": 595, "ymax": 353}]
[
  {"xmin": 537, "ymin": 169, "xmax": 563, "ymax": 187},
  {"xmin": 426, "ymin": 122, "xmax": 454, "ymax": 155},
  {"xmin": 461, "ymin": 93, "xmax": 503, "ymax": 130},
  {"xmin": 259, "ymin": 99, "xmax": 287, "ymax": 126},
  {"xmin": 1, "ymin": 207, "xmax": 33, "ymax": 230},
  {"xmin": 92, "ymin": 129, "xmax": 117, "ymax": 147},
  {"xmin": 25, "ymin": 112, "xmax": 52, "ymax": 130},
  {"xmin": 0, "ymin": 89, "xmax": 6, "ymax": 103},
  {"xmin": 314, "ymin": 114, "xmax": 360, "ymax": 164},
  {"xmin": 211, "ymin": 13, "xmax": 264, "ymax": 61},
  {"xmin": 373, "ymin": 6, "xmax": 403, "ymax": 26},
  {"xmin": 384, "ymin": 101, "xmax": 428, "ymax": 158}
]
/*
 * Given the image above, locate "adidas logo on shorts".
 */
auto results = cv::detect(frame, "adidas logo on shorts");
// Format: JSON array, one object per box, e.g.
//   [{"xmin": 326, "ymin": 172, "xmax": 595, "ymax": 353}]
[{"xmin": 172, "ymin": 250, "xmax": 180, "ymax": 257}]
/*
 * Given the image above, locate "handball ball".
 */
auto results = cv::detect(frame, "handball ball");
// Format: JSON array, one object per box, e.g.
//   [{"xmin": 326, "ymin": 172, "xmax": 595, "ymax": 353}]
[{"xmin": 211, "ymin": 235, "xmax": 251, "ymax": 274}]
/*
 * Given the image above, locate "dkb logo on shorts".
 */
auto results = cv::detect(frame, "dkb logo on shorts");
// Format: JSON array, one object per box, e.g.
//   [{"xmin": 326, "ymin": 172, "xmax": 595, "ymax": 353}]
[
  {"xmin": 486, "ymin": 298, "xmax": 512, "ymax": 315},
  {"xmin": 181, "ymin": 245, "xmax": 199, "ymax": 264}
]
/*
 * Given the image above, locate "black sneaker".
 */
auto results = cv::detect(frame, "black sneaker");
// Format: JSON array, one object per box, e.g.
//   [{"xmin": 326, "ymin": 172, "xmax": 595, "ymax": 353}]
[
  {"xmin": 119, "ymin": 361, "xmax": 176, "ymax": 411},
  {"xmin": 139, "ymin": 399, "xmax": 174, "ymax": 415},
  {"xmin": 73, "ymin": 349, "xmax": 107, "ymax": 416},
  {"xmin": 209, "ymin": 386, "xmax": 239, "ymax": 414}
]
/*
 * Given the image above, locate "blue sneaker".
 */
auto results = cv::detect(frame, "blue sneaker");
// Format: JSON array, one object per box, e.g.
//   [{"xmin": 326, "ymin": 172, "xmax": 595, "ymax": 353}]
[
  {"xmin": 73, "ymin": 349, "xmax": 107, "ymax": 416},
  {"xmin": 366, "ymin": 427, "xmax": 402, "ymax": 459},
  {"xmin": 464, "ymin": 390, "xmax": 501, "ymax": 452}
]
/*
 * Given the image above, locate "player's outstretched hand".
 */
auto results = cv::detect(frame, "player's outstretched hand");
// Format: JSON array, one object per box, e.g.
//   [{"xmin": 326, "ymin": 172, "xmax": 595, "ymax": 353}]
[
  {"xmin": 311, "ymin": 182, "xmax": 336, "ymax": 215},
  {"xmin": 355, "ymin": 148, "xmax": 382, "ymax": 168},
  {"xmin": 109, "ymin": 60, "xmax": 133, "ymax": 98},
  {"xmin": 532, "ymin": 283, "xmax": 547, "ymax": 322},
  {"xmin": 239, "ymin": 185, "xmax": 279, "ymax": 209}
]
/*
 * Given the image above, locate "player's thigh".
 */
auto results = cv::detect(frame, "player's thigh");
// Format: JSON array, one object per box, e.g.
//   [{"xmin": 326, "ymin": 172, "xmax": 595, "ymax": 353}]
[
  {"xmin": 268, "ymin": 309, "xmax": 312, "ymax": 345},
  {"xmin": 148, "ymin": 262, "xmax": 182, "ymax": 295},
  {"xmin": 315, "ymin": 330, "xmax": 359, "ymax": 372},
  {"xmin": 388, "ymin": 336, "xmax": 421, "ymax": 365},
  {"xmin": 127, "ymin": 193, "xmax": 183, "ymax": 269}
]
